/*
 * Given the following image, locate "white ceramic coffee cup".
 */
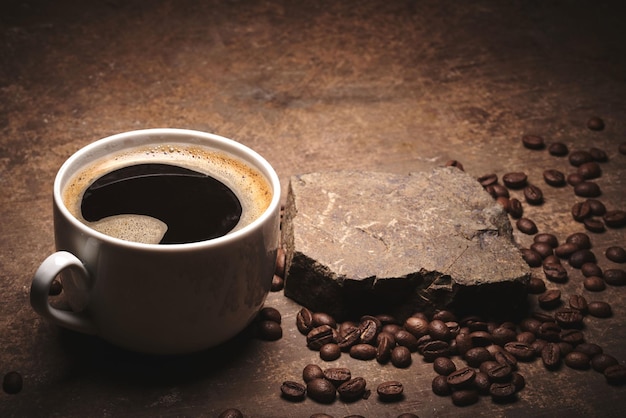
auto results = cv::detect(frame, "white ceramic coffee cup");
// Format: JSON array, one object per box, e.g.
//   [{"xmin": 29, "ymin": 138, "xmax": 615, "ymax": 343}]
[{"xmin": 30, "ymin": 129, "xmax": 281, "ymax": 355}]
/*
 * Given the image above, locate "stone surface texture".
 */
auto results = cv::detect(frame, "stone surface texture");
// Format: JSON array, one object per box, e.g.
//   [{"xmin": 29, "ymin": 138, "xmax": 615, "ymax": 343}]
[{"xmin": 283, "ymin": 167, "xmax": 530, "ymax": 319}]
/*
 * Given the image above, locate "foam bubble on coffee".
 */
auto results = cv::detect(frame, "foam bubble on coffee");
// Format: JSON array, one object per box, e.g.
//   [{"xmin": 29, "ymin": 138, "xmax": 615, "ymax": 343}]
[{"xmin": 90, "ymin": 215, "xmax": 168, "ymax": 244}]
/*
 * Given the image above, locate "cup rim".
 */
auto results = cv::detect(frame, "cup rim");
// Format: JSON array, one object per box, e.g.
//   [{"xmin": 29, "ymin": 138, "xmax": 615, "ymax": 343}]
[{"xmin": 53, "ymin": 128, "xmax": 281, "ymax": 251}]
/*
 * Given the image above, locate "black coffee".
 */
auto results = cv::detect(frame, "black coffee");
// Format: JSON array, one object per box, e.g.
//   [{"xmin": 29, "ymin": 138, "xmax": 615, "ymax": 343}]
[{"xmin": 81, "ymin": 164, "xmax": 242, "ymax": 244}]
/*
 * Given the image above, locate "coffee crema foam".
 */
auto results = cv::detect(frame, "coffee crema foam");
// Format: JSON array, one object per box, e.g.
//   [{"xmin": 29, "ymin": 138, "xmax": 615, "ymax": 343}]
[{"xmin": 62, "ymin": 143, "xmax": 273, "ymax": 244}]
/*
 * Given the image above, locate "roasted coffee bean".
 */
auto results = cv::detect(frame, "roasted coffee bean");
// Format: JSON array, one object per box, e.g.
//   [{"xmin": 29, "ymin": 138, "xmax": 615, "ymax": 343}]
[
  {"xmin": 375, "ymin": 314, "xmax": 399, "ymax": 325},
  {"xmin": 522, "ymin": 134, "xmax": 545, "ymax": 150},
  {"xmin": 2, "ymin": 371, "xmax": 22, "ymax": 395},
  {"xmin": 534, "ymin": 233, "xmax": 559, "ymax": 247},
  {"xmin": 312, "ymin": 312, "xmax": 337, "ymax": 329},
  {"xmin": 543, "ymin": 169, "xmax": 566, "ymax": 187},
  {"xmin": 376, "ymin": 333, "xmax": 394, "ymax": 364},
  {"xmin": 575, "ymin": 343, "xmax": 602, "ymax": 358},
  {"xmin": 508, "ymin": 197, "xmax": 524, "ymax": 218},
  {"xmin": 543, "ymin": 255, "xmax": 561, "ymax": 265},
  {"xmin": 257, "ymin": 320, "xmax": 283, "ymax": 341},
  {"xmin": 527, "ymin": 277, "xmax": 546, "ymax": 294},
  {"xmin": 516, "ymin": 331, "xmax": 536, "ymax": 344},
  {"xmin": 531, "ymin": 242, "xmax": 554, "ymax": 259},
  {"xmin": 303, "ymin": 364, "xmax": 325, "ymax": 383},
  {"xmin": 447, "ymin": 366, "xmax": 476, "ymax": 389},
  {"xmin": 397, "ymin": 414, "xmax": 420, "ymax": 418},
  {"xmin": 469, "ymin": 330, "xmax": 493, "ymax": 347},
  {"xmin": 491, "ymin": 327, "xmax": 517, "ymax": 346},
  {"xmin": 591, "ymin": 354, "xmax": 618, "ymax": 373},
  {"xmin": 489, "ymin": 382, "xmax": 517, "ymax": 403},
  {"xmin": 569, "ymin": 249, "xmax": 596, "ymax": 268},
  {"xmin": 477, "ymin": 173, "xmax": 498, "ymax": 187},
  {"xmin": 320, "ymin": 343, "xmax": 341, "ymax": 361},
  {"xmin": 531, "ymin": 310, "xmax": 555, "ymax": 322},
  {"xmin": 531, "ymin": 339, "xmax": 548, "ymax": 356},
  {"xmin": 271, "ymin": 274, "xmax": 284, "ymax": 291},
  {"xmin": 337, "ymin": 377, "xmax": 367, "ymax": 401},
  {"xmin": 589, "ymin": 147, "xmax": 608, "ymax": 161},
  {"xmin": 521, "ymin": 249, "xmax": 543, "ymax": 267},
  {"xmin": 569, "ymin": 150, "xmax": 594, "ymax": 167},
  {"xmin": 431, "ymin": 375, "xmax": 452, "ymax": 396},
  {"xmin": 496, "ymin": 196, "xmax": 511, "ymax": 212},
  {"xmin": 502, "ymin": 172, "xmax": 527, "ymax": 189},
  {"xmin": 393, "ymin": 330, "xmax": 419, "ymax": 352},
  {"xmin": 538, "ymin": 289, "xmax": 562, "ymax": 309},
  {"xmin": 584, "ymin": 218, "xmax": 605, "ymax": 233},
  {"xmin": 323, "ymin": 367, "xmax": 351, "ymax": 387},
  {"xmin": 471, "ymin": 371, "xmax": 490, "ymax": 395},
  {"xmin": 541, "ymin": 342, "xmax": 561, "ymax": 370},
  {"xmin": 524, "ymin": 184, "xmax": 544, "ymax": 205},
  {"xmin": 281, "ymin": 381, "xmax": 307, "ymax": 402},
  {"xmin": 358, "ymin": 318, "xmax": 379, "ymax": 345},
  {"xmin": 428, "ymin": 319, "xmax": 452, "ymax": 341},
  {"xmin": 307, "ymin": 325, "xmax": 336, "ymax": 350},
  {"xmin": 537, "ymin": 322, "xmax": 561, "ymax": 342},
  {"xmin": 516, "ymin": 218, "xmax": 538, "ymax": 235},
  {"xmin": 433, "ymin": 310, "xmax": 457, "ymax": 322},
  {"xmin": 577, "ymin": 161, "xmax": 602, "ymax": 179},
  {"xmin": 259, "ymin": 307, "xmax": 282, "ymax": 324},
  {"xmin": 404, "ymin": 316, "xmax": 429, "ymax": 338},
  {"xmin": 487, "ymin": 363, "xmax": 513, "ymax": 383},
  {"xmin": 571, "ymin": 201, "xmax": 592, "ymax": 222},
  {"xmin": 554, "ymin": 308, "xmax": 584, "ymax": 329},
  {"xmin": 454, "ymin": 333, "xmax": 473, "ymax": 356},
  {"xmin": 504, "ymin": 342, "xmax": 535, "ymax": 361},
  {"xmin": 604, "ymin": 365, "xmax": 626, "ymax": 385},
  {"xmin": 391, "ymin": 346, "xmax": 412, "ymax": 368},
  {"xmin": 307, "ymin": 378, "xmax": 336, "ymax": 403},
  {"xmin": 519, "ymin": 318, "xmax": 542, "ymax": 334},
  {"xmin": 377, "ymin": 381, "xmax": 404, "ymax": 402},
  {"xmin": 495, "ymin": 350, "xmax": 519, "ymax": 371},
  {"xmin": 587, "ymin": 116, "xmax": 605, "ymax": 131},
  {"xmin": 445, "ymin": 160, "xmax": 464, "ymax": 170},
  {"xmin": 587, "ymin": 301, "xmax": 612, "ymax": 318},
  {"xmin": 464, "ymin": 347, "xmax": 492, "ymax": 367},
  {"xmin": 560, "ymin": 330, "xmax": 584, "ymax": 346},
  {"xmin": 603, "ymin": 210, "xmax": 626, "ymax": 228},
  {"xmin": 548, "ymin": 142, "xmax": 569, "ymax": 156},
  {"xmin": 451, "ymin": 389, "xmax": 479, "ymax": 406},
  {"xmin": 559, "ymin": 342, "xmax": 574, "ymax": 356},
  {"xmin": 567, "ymin": 172, "xmax": 585, "ymax": 186},
  {"xmin": 564, "ymin": 351, "xmax": 590, "ymax": 370},
  {"xmin": 349, "ymin": 344, "xmax": 377, "ymax": 361},
  {"xmin": 606, "ymin": 246, "xmax": 626, "ymax": 263},
  {"xmin": 620, "ymin": 142, "xmax": 626, "ymax": 155},
  {"xmin": 218, "ymin": 408, "xmax": 244, "ymax": 418},
  {"xmin": 566, "ymin": 232, "xmax": 592, "ymax": 249},
  {"xmin": 604, "ymin": 269, "xmax": 626, "ymax": 286},
  {"xmin": 554, "ymin": 242, "xmax": 579, "ymax": 258},
  {"xmin": 296, "ymin": 308, "xmax": 314, "ymax": 334},
  {"xmin": 381, "ymin": 324, "xmax": 402, "ymax": 335},
  {"xmin": 338, "ymin": 327, "xmax": 361, "ymax": 351},
  {"xmin": 569, "ymin": 295, "xmax": 588, "ymax": 313},
  {"xmin": 574, "ymin": 181, "xmax": 601, "ymax": 198},
  {"xmin": 583, "ymin": 276, "xmax": 606, "ymax": 292},
  {"xmin": 433, "ymin": 357, "xmax": 457, "ymax": 376},
  {"xmin": 585, "ymin": 199, "xmax": 606, "ymax": 216},
  {"xmin": 543, "ymin": 262, "xmax": 568, "ymax": 283},
  {"xmin": 486, "ymin": 183, "xmax": 510, "ymax": 199},
  {"xmin": 581, "ymin": 262, "xmax": 603, "ymax": 277}
]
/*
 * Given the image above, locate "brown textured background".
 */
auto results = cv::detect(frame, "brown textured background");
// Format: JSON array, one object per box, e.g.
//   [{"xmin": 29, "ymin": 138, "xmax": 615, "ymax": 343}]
[{"xmin": 1, "ymin": 0, "xmax": 625, "ymax": 416}]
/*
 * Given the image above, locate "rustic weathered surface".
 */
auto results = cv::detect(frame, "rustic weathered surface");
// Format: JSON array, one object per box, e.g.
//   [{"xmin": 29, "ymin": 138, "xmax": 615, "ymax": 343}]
[{"xmin": 283, "ymin": 168, "xmax": 530, "ymax": 319}]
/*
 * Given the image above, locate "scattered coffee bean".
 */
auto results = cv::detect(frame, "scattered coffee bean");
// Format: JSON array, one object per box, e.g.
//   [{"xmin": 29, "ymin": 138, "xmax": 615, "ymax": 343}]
[
  {"xmin": 486, "ymin": 183, "xmax": 510, "ymax": 199},
  {"xmin": 377, "ymin": 381, "xmax": 404, "ymax": 402},
  {"xmin": 428, "ymin": 319, "xmax": 452, "ymax": 341},
  {"xmin": 473, "ymin": 371, "xmax": 492, "ymax": 395},
  {"xmin": 603, "ymin": 210, "xmax": 626, "ymax": 228},
  {"xmin": 554, "ymin": 308, "xmax": 584, "ymax": 329},
  {"xmin": 569, "ymin": 249, "xmax": 596, "ymax": 268},
  {"xmin": 534, "ymin": 233, "xmax": 559, "ymax": 247},
  {"xmin": 451, "ymin": 389, "xmax": 479, "ymax": 406},
  {"xmin": 516, "ymin": 218, "xmax": 538, "ymax": 235},
  {"xmin": 543, "ymin": 169, "xmax": 566, "ymax": 187},
  {"xmin": 323, "ymin": 367, "xmax": 351, "ymax": 387},
  {"xmin": 431, "ymin": 375, "xmax": 452, "ymax": 396},
  {"xmin": 447, "ymin": 367, "xmax": 476, "ymax": 389},
  {"xmin": 303, "ymin": 364, "xmax": 325, "ymax": 383},
  {"xmin": 602, "ymin": 269, "xmax": 626, "ymax": 286},
  {"xmin": 259, "ymin": 307, "xmax": 282, "ymax": 324},
  {"xmin": 571, "ymin": 201, "xmax": 592, "ymax": 222},
  {"xmin": 566, "ymin": 232, "xmax": 592, "ymax": 249},
  {"xmin": 445, "ymin": 160, "xmax": 464, "ymax": 171},
  {"xmin": 271, "ymin": 274, "xmax": 284, "ymax": 291},
  {"xmin": 307, "ymin": 378, "xmax": 336, "ymax": 403},
  {"xmin": 257, "ymin": 320, "xmax": 283, "ymax": 341},
  {"xmin": 527, "ymin": 277, "xmax": 546, "ymax": 294},
  {"xmin": 2, "ymin": 371, "xmax": 22, "ymax": 395},
  {"xmin": 307, "ymin": 325, "xmax": 335, "ymax": 350},
  {"xmin": 281, "ymin": 381, "xmax": 307, "ymax": 402},
  {"xmin": 218, "ymin": 408, "xmax": 244, "ymax": 418},
  {"xmin": 574, "ymin": 181, "xmax": 601, "ymax": 198},
  {"xmin": 604, "ymin": 365, "xmax": 626, "ymax": 385},
  {"xmin": 503, "ymin": 172, "xmax": 527, "ymax": 189},
  {"xmin": 581, "ymin": 262, "xmax": 602, "ymax": 277},
  {"xmin": 577, "ymin": 161, "xmax": 602, "ymax": 179},
  {"xmin": 508, "ymin": 197, "xmax": 524, "ymax": 218},
  {"xmin": 567, "ymin": 172, "xmax": 585, "ymax": 186},
  {"xmin": 521, "ymin": 249, "xmax": 543, "ymax": 267},
  {"xmin": 531, "ymin": 242, "xmax": 554, "ymax": 259},
  {"xmin": 605, "ymin": 246, "xmax": 626, "ymax": 263},
  {"xmin": 296, "ymin": 308, "xmax": 314, "ymax": 334},
  {"xmin": 538, "ymin": 289, "xmax": 562, "ymax": 309},
  {"xmin": 586, "ymin": 199, "xmax": 606, "ymax": 216},
  {"xmin": 349, "ymin": 344, "xmax": 377, "ymax": 361},
  {"xmin": 569, "ymin": 150, "xmax": 594, "ymax": 167},
  {"xmin": 404, "ymin": 316, "xmax": 429, "ymax": 338},
  {"xmin": 560, "ymin": 329, "xmax": 584, "ymax": 346},
  {"xmin": 337, "ymin": 377, "xmax": 367, "ymax": 401},
  {"xmin": 320, "ymin": 343, "xmax": 341, "ymax": 361},
  {"xmin": 487, "ymin": 363, "xmax": 513, "ymax": 383},
  {"xmin": 541, "ymin": 342, "xmax": 561, "ymax": 370},
  {"xmin": 584, "ymin": 218, "xmax": 605, "ymax": 233},
  {"xmin": 585, "ymin": 149, "xmax": 607, "ymax": 164},
  {"xmin": 524, "ymin": 184, "xmax": 544, "ymax": 205},
  {"xmin": 575, "ymin": 343, "xmax": 602, "ymax": 358},
  {"xmin": 591, "ymin": 354, "xmax": 618, "ymax": 373},
  {"xmin": 522, "ymin": 135, "xmax": 545, "ymax": 150},
  {"xmin": 583, "ymin": 276, "xmax": 606, "ymax": 292},
  {"xmin": 564, "ymin": 351, "xmax": 590, "ymax": 370},
  {"xmin": 568, "ymin": 295, "xmax": 588, "ymax": 313},
  {"xmin": 489, "ymin": 382, "xmax": 517, "ymax": 403},
  {"xmin": 587, "ymin": 117, "xmax": 605, "ymax": 131},
  {"xmin": 543, "ymin": 262, "xmax": 568, "ymax": 283},
  {"xmin": 548, "ymin": 142, "xmax": 569, "ymax": 156},
  {"xmin": 391, "ymin": 346, "xmax": 412, "ymax": 368},
  {"xmin": 587, "ymin": 301, "xmax": 612, "ymax": 318},
  {"xmin": 504, "ymin": 342, "xmax": 535, "ymax": 361},
  {"xmin": 464, "ymin": 347, "xmax": 492, "ymax": 367},
  {"xmin": 477, "ymin": 173, "xmax": 498, "ymax": 187},
  {"xmin": 312, "ymin": 312, "xmax": 337, "ymax": 329},
  {"xmin": 433, "ymin": 357, "xmax": 457, "ymax": 376}
]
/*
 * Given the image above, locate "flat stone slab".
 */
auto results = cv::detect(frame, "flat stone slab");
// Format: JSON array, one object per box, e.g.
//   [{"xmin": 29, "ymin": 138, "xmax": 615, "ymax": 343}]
[{"xmin": 282, "ymin": 167, "xmax": 530, "ymax": 320}]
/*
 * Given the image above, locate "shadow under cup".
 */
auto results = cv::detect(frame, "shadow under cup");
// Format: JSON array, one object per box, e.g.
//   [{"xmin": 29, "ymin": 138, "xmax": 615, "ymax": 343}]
[{"xmin": 35, "ymin": 129, "xmax": 281, "ymax": 355}]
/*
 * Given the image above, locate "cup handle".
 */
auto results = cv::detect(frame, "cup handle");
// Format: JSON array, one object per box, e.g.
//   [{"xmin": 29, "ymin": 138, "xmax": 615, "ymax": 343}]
[{"xmin": 30, "ymin": 251, "xmax": 97, "ymax": 335}]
